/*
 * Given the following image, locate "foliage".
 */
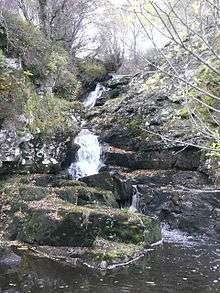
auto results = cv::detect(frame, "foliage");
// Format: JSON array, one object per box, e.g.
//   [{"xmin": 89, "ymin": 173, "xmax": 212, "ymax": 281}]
[
  {"xmin": 46, "ymin": 47, "xmax": 70, "ymax": 75},
  {"xmin": 0, "ymin": 51, "xmax": 33, "ymax": 124},
  {"xmin": 195, "ymin": 62, "xmax": 220, "ymax": 97},
  {"xmin": 26, "ymin": 94, "xmax": 82, "ymax": 136},
  {"xmin": 207, "ymin": 141, "xmax": 220, "ymax": 158},
  {"xmin": 54, "ymin": 70, "xmax": 82, "ymax": 100},
  {"xmin": 78, "ymin": 59, "xmax": 107, "ymax": 86}
]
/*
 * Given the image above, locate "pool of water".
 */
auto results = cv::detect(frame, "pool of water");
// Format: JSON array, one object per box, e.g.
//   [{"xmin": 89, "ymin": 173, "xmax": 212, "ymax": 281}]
[{"xmin": 0, "ymin": 237, "xmax": 219, "ymax": 293}]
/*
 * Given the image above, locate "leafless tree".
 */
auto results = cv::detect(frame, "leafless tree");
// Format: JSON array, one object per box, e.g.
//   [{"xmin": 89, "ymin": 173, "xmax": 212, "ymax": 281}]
[
  {"xmin": 0, "ymin": 0, "xmax": 97, "ymax": 56},
  {"xmin": 125, "ymin": 0, "xmax": 220, "ymax": 153}
]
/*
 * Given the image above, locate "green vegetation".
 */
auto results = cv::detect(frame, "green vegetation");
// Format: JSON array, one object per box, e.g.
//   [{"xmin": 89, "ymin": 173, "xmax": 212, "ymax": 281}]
[
  {"xmin": 26, "ymin": 94, "xmax": 82, "ymax": 136},
  {"xmin": 78, "ymin": 58, "xmax": 107, "ymax": 87},
  {"xmin": 0, "ymin": 52, "xmax": 33, "ymax": 124}
]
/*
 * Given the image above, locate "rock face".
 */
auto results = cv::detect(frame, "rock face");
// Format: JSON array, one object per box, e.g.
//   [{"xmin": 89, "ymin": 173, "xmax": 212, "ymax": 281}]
[
  {"xmin": 84, "ymin": 72, "xmax": 220, "ymax": 241},
  {"xmin": 0, "ymin": 129, "xmax": 78, "ymax": 174},
  {"xmin": 97, "ymin": 168, "xmax": 220, "ymax": 241},
  {"xmin": 0, "ymin": 174, "xmax": 161, "ymax": 269}
]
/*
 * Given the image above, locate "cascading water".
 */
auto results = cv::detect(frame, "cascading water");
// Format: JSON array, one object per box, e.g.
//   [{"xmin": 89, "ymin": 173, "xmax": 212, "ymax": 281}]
[
  {"xmin": 68, "ymin": 129, "xmax": 102, "ymax": 179},
  {"xmin": 68, "ymin": 83, "xmax": 104, "ymax": 179},
  {"xmin": 83, "ymin": 83, "xmax": 105, "ymax": 109},
  {"xmin": 129, "ymin": 185, "xmax": 140, "ymax": 212}
]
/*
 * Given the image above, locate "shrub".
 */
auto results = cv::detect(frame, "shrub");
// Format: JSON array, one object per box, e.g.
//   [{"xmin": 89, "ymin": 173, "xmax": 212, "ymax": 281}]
[
  {"xmin": 54, "ymin": 69, "xmax": 82, "ymax": 100},
  {"xmin": 26, "ymin": 94, "xmax": 83, "ymax": 136},
  {"xmin": 77, "ymin": 58, "xmax": 107, "ymax": 87},
  {"xmin": 0, "ymin": 51, "xmax": 33, "ymax": 125}
]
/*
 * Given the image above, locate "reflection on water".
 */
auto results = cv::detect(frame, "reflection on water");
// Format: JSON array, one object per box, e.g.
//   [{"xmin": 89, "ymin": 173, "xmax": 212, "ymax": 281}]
[{"xmin": 0, "ymin": 241, "xmax": 219, "ymax": 293}]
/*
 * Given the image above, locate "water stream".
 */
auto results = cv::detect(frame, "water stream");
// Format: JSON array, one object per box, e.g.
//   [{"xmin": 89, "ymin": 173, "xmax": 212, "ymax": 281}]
[
  {"xmin": 0, "ymin": 238, "xmax": 219, "ymax": 292},
  {"xmin": 83, "ymin": 83, "xmax": 105, "ymax": 109},
  {"xmin": 68, "ymin": 84, "xmax": 104, "ymax": 179},
  {"xmin": 129, "ymin": 185, "xmax": 140, "ymax": 212},
  {"xmin": 1, "ymin": 82, "xmax": 218, "ymax": 291},
  {"xmin": 68, "ymin": 128, "xmax": 102, "ymax": 179}
]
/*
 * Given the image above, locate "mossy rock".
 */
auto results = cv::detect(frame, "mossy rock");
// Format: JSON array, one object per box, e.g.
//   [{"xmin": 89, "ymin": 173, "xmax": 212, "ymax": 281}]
[
  {"xmin": 54, "ymin": 185, "xmax": 118, "ymax": 207},
  {"xmin": 81, "ymin": 172, "xmax": 132, "ymax": 202},
  {"xmin": 50, "ymin": 179, "xmax": 87, "ymax": 188},
  {"xmin": 14, "ymin": 197, "xmax": 161, "ymax": 247},
  {"xmin": 83, "ymin": 238, "xmax": 144, "ymax": 265},
  {"xmin": 18, "ymin": 185, "xmax": 50, "ymax": 201}
]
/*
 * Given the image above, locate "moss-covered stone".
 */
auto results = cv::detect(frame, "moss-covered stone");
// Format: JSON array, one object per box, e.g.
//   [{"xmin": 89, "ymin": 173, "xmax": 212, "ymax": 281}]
[
  {"xmin": 14, "ymin": 197, "xmax": 161, "ymax": 247},
  {"xmin": 84, "ymin": 238, "xmax": 144, "ymax": 263},
  {"xmin": 26, "ymin": 94, "xmax": 81, "ymax": 136},
  {"xmin": 54, "ymin": 185, "xmax": 118, "ymax": 207}
]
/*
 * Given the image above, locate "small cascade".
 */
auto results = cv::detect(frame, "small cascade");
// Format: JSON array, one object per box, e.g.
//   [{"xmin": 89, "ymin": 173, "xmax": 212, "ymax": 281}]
[
  {"xmin": 68, "ymin": 129, "xmax": 102, "ymax": 179},
  {"xmin": 83, "ymin": 83, "xmax": 105, "ymax": 109},
  {"xmin": 69, "ymin": 83, "xmax": 105, "ymax": 179},
  {"xmin": 129, "ymin": 185, "xmax": 140, "ymax": 212}
]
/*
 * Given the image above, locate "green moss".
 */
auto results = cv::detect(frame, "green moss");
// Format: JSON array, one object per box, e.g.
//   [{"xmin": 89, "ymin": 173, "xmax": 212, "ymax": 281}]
[
  {"xmin": 54, "ymin": 185, "xmax": 118, "ymax": 207},
  {"xmin": 119, "ymin": 115, "xmax": 148, "ymax": 142},
  {"xmin": 17, "ymin": 211, "xmax": 56, "ymax": 244},
  {"xmin": 46, "ymin": 48, "xmax": 69, "ymax": 75},
  {"xmin": 0, "ymin": 57, "xmax": 34, "ymax": 123},
  {"xmin": 26, "ymin": 94, "xmax": 81, "ymax": 136},
  {"xmin": 18, "ymin": 185, "xmax": 50, "ymax": 201},
  {"xmin": 144, "ymin": 73, "xmax": 165, "ymax": 93},
  {"xmin": 91, "ymin": 241, "xmax": 142, "ymax": 261},
  {"xmin": 54, "ymin": 70, "xmax": 82, "ymax": 100},
  {"xmin": 51, "ymin": 179, "xmax": 87, "ymax": 188},
  {"xmin": 77, "ymin": 58, "xmax": 107, "ymax": 87},
  {"xmin": 178, "ymin": 107, "xmax": 190, "ymax": 119}
]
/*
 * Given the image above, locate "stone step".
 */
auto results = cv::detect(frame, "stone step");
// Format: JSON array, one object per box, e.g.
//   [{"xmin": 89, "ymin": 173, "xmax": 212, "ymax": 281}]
[
  {"xmin": 12, "ymin": 196, "xmax": 161, "ymax": 247},
  {"xmin": 118, "ymin": 169, "xmax": 210, "ymax": 189}
]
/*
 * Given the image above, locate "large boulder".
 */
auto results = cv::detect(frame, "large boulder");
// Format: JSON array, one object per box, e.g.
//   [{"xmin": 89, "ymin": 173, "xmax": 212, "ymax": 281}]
[
  {"xmin": 12, "ymin": 197, "xmax": 161, "ymax": 247},
  {"xmin": 136, "ymin": 185, "xmax": 220, "ymax": 241},
  {"xmin": 80, "ymin": 171, "xmax": 133, "ymax": 204},
  {"xmin": 0, "ymin": 129, "xmax": 78, "ymax": 175}
]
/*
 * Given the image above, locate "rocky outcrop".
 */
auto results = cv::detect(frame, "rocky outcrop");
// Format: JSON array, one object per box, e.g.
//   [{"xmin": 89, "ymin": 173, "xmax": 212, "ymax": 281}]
[
  {"xmin": 0, "ymin": 174, "xmax": 161, "ymax": 269},
  {"xmin": 0, "ymin": 129, "xmax": 78, "ymax": 174},
  {"xmin": 100, "ymin": 168, "xmax": 220, "ymax": 241},
  {"xmin": 83, "ymin": 67, "xmax": 220, "ymax": 241}
]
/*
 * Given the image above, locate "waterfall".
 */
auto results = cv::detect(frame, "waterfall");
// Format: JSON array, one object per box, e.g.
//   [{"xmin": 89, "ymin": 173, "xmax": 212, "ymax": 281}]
[
  {"xmin": 68, "ymin": 84, "xmax": 104, "ymax": 179},
  {"xmin": 129, "ymin": 185, "xmax": 140, "ymax": 212},
  {"xmin": 83, "ymin": 83, "xmax": 105, "ymax": 109},
  {"xmin": 68, "ymin": 129, "xmax": 102, "ymax": 179}
]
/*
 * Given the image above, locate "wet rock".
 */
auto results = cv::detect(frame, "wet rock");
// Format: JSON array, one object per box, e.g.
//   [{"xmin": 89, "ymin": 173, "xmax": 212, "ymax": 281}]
[
  {"xmin": 80, "ymin": 171, "xmax": 133, "ymax": 203},
  {"xmin": 136, "ymin": 186, "xmax": 220, "ymax": 240},
  {"xmin": 120, "ymin": 169, "xmax": 210, "ymax": 188},
  {"xmin": 104, "ymin": 145, "xmax": 202, "ymax": 171}
]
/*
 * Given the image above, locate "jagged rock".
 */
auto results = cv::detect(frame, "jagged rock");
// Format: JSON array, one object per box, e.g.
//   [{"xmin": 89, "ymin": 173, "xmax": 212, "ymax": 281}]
[
  {"xmin": 80, "ymin": 171, "xmax": 133, "ymax": 204},
  {"xmin": 104, "ymin": 145, "xmax": 202, "ymax": 171},
  {"xmin": 136, "ymin": 186, "xmax": 220, "ymax": 240}
]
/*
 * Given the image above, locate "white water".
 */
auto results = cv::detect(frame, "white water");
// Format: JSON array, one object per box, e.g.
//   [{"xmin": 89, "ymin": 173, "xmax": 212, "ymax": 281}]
[
  {"xmin": 84, "ymin": 83, "xmax": 105, "ymax": 109},
  {"xmin": 68, "ymin": 84, "xmax": 104, "ymax": 179},
  {"xmin": 129, "ymin": 185, "xmax": 140, "ymax": 212},
  {"xmin": 68, "ymin": 129, "xmax": 102, "ymax": 179},
  {"xmin": 161, "ymin": 223, "xmax": 203, "ymax": 246}
]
